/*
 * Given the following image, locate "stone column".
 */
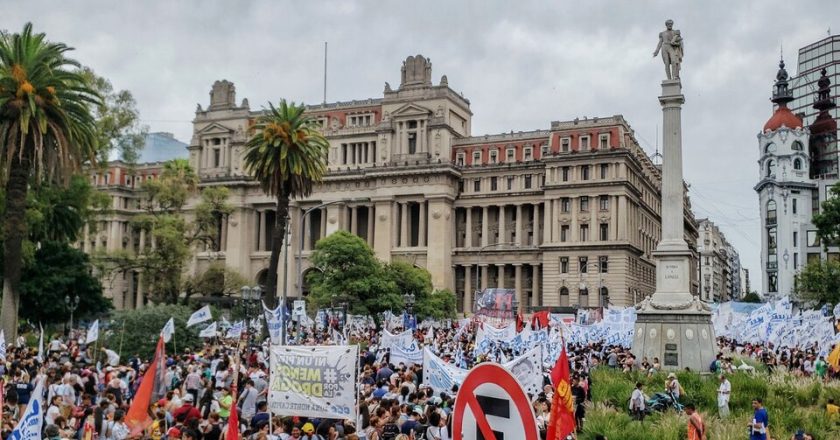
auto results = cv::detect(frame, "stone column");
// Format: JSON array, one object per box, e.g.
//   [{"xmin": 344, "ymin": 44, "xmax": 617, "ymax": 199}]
[
  {"xmin": 135, "ymin": 273, "xmax": 144, "ymax": 309},
  {"xmin": 498, "ymin": 205, "xmax": 506, "ymax": 244},
  {"xmin": 543, "ymin": 199, "xmax": 552, "ymax": 243},
  {"xmin": 426, "ymin": 198, "xmax": 453, "ymax": 290},
  {"xmin": 553, "ymin": 198, "xmax": 561, "ymax": 241},
  {"xmin": 400, "ymin": 203, "xmax": 409, "ymax": 247},
  {"xmin": 658, "ymin": 81, "xmax": 688, "ymax": 251},
  {"xmin": 350, "ymin": 207, "xmax": 358, "ymax": 235},
  {"xmin": 373, "ymin": 200, "xmax": 393, "ymax": 262},
  {"xmin": 480, "ymin": 264, "xmax": 489, "ymax": 291},
  {"xmin": 533, "ymin": 204, "xmax": 541, "ymax": 245},
  {"xmin": 464, "ymin": 265, "xmax": 472, "ymax": 314},
  {"xmin": 497, "ymin": 264, "xmax": 505, "ymax": 288},
  {"xmin": 367, "ymin": 206, "xmax": 375, "ymax": 245},
  {"xmin": 610, "ymin": 195, "xmax": 619, "ymax": 240},
  {"xmin": 531, "ymin": 264, "xmax": 540, "ymax": 308},
  {"xmin": 481, "ymin": 206, "xmax": 489, "ymax": 247},
  {"xmin": 514, "ymin": 264, "xmax": 523, "ymax": 312},
  {"xmin": 618, "ymin": 196, "xmax": 628, "ymax": 240},
  {"xmin": 465, "ymin": 208, "xmax": 473, "ymax": 247},
  {"xmin": 259, "ymin": 211, "xmax": 267, "ymax": 251},
  {"xmin": 320, "ymin": 208, "xmax": 327, "ymax": 239},
  {"xmin": 515, "ymin": 204, "xmax": 523, "ymax": 246},
  {"xmin": 139, "ymin": 229, "xmax": 146, "ymax": 252},
  {"xmin": 418, "ymin": 201, "xmax": 427, "ymax": 247}
]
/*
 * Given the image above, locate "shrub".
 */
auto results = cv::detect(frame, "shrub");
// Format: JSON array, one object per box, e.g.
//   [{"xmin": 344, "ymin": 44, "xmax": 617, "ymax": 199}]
[{"xmin": 105, "ymin": 303, "xmax": 205, "ymax": 359}]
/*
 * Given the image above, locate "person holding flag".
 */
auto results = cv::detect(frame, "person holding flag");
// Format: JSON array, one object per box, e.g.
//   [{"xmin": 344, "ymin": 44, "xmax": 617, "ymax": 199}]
[
  {"xmin": 86, "ymin": 319, "xmax": 99, "ymax": 344},
  {"xmin": 547, "ymin": 339, "xmax": 576, "ymax": 440}
]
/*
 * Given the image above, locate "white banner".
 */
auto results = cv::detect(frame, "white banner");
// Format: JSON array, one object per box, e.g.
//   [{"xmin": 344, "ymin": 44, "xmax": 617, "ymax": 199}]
[
  {"xmin": 187, "ymin": 305, "xmax": 212, "ymax": 327},
  {"xmin": 0, "ymin": 329, "xmax": 5, "ymax": 361},
  {"xmin": 293, "ymin": 300, "xmax": 306, "ymax": 318},
  {"xmin": 269, "ymin": 345, "xmax": 358, "ymax": 420},
  {"xmin": 422, "ymin": 346, "xmax": 543, "ymax": 396},
  {"xmin": 161, "ymin": 318, "xmax": 175, "ymax": 343},
  {"xmin": 264, "ymin": 304, "xmax": 284, "ymax": 345},
  {"xmin": 390, "ymin": 340, "xmax": 423, "ymax": 366},
  {"xmin": 381, "ymin": 330, "xmax": 414, "ymax": 351},
  {"xmin": 226, "ymin": 321, "xmax": 244, "ymax": 339},
  {"xmin": 10, "ymin": 376, "xmax": 45, "ymax": 440}
]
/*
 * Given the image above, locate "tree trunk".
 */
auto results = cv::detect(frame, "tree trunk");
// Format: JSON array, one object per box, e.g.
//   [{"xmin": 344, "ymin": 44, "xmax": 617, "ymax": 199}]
[
  {"xmin": 264, "ymin": 190, "xmax": 290, "ymax": 310},
  {"xmin": 1, "ymin": 153, "xmax": 31, "ymax": 341}
]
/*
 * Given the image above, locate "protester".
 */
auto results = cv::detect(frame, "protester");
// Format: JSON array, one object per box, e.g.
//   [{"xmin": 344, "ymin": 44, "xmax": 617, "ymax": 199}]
[
  {"xmin": 750, "ymin": 398, "xmax": 770, "ymax": 440},
  {"xmin": 684, "ymin": 403, "xmax": 706, "ymax": 440},
  {"xmin": 629, "ymin": 382, "xmax": 646, "ymax": 422},
  {"xmin": 717, "ymin": 374, "xmax": 731, "ymax": 418}
]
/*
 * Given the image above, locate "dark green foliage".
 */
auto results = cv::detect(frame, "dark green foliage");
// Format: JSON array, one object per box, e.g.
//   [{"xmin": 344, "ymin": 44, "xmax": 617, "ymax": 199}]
[
  {"xmin": 18, "ymin": 241, "xmax": 111, "ymax": 324},
  {"xmin": 105, "ymin": 303, "xmax": 202, "ymax": 360},
  {"xmin": 741, "ymin": 291, "xmax": 762, "ymax": 303},
  {"xmin": 795, "ymin": 259, "xmax": 840, "ymax": 306},
  {"xmin": 813, "ymin": 181, "xmax": 840, "ymax": 247}
]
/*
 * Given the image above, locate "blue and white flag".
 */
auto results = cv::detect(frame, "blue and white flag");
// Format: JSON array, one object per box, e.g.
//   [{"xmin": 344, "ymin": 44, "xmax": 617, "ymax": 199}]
[
  {"xmin": 186, "ymin": 305, "xmax": 212, "ymax": 327},
  {"xmin": 10, "ymin": 375, "xmax": 45, "ymax": 439},
  {"xmin": 199, "ymin": 322, "xmax": 217, "ymax": 338},
  {"xmin": 263, "ymin": 300, "xmax": 286, "ymax": 345},
  {"xmin": 0, "ymin": 329, "xmax": 5, "ymax": 361},
  {"xmin": 390, "ymin": 340, "xmax": 423, "ymax": 366},
  {"xmin": 161, "ymin": 318, "xmax": 175, "ymax": 343},
  {"xmin": 85, "ymin": 319, "xmax": 99, "ymax": 344},
  {"xmin": 226, "ymin": 321, "xmax": 245, "ymax": 339}
]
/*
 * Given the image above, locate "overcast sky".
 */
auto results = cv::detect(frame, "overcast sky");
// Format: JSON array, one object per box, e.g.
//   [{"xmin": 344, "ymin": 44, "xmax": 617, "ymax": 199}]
[{"xmin": 4, "ymin": 1, "xmax": 837, "ymax": 294}]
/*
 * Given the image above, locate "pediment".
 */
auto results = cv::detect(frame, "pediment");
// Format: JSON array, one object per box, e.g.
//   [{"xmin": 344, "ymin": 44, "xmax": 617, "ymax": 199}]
[
  {"xmin": 390, "ymin": 103, "xmax": 432, "ymax": 118},
  {"xmin": 197, "ymin": 122, "xmax": 235, "ymax": 136}
]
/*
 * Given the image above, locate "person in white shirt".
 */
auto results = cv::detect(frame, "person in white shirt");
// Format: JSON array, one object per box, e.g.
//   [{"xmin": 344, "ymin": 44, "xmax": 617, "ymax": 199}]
[
  {"xmin": 717, "ymin": 374, "xmax": 731, "ymax": 418},
  {"xmin": 629, "ymin": 382, "xmax": 646, "ymax": 422},
  {"xmin": 665, "ymin": 373, "xmax": 681, "ymax": 401},
  {"xmin": 45, "ymin": 395, "xmax": 63, "ymax": 426}
]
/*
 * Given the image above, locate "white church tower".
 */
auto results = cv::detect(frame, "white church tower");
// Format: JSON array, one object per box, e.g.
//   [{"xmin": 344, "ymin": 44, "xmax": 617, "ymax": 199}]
[{"xmin": 755, "ymin": 59, "xmax": 814, "ymax": 299}]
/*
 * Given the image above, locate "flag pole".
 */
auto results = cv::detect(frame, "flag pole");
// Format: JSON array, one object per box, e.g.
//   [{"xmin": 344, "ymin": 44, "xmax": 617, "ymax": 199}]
[{"xmin": 118, "ymin": 320, "xmax": 126, "ymax": 359}]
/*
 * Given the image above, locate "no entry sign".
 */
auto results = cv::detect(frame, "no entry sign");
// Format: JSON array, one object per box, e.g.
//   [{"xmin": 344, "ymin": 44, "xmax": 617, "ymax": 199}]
[{"xmin": 452, "ymin": 363, "xmax": 539, "ymax": 440}]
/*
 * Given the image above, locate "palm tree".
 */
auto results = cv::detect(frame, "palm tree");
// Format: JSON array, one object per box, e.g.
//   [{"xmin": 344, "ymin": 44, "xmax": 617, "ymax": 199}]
[
  {"xmin": 0, "ymin": 23, "xmax": 99, "ymax": 339},
  {"xmin": 243, "ymin": 100, "xmax": 329, "ymax": 308}
]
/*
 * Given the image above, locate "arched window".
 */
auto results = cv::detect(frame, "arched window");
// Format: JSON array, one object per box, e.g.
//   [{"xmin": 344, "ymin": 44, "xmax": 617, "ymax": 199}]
[
  {"xmin": 579, "ymin": 287, "xmax": 589, "ymax": 307},
  {"xmin": 766, "ymin": 200, "xmax": 777, "ymax": 225},
  {"xmin": 559, "ymin": 287, "xmax": 569, "ymax": 307},
  {"xmin": 599, "ymin": 287, "xmax": 609, "ymax": 307},
  {"xmin": 793, "ymin": 158, "xmax": 802, "ymax": 170},
  {"xmin": 766, "ymin": 159, "xmax": 776, "ymax": 177},
  {"xmin": 765, "ymin": 143, "xmax": 776, "ymax": 154},
  {"xmin": 792, "ymin": 141, "xmax": 804, "ymax": 151}
]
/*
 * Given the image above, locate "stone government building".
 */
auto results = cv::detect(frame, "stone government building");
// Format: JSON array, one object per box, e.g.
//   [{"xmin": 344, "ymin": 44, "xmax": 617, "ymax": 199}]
[{"xmin": 87, "ymin": 55, "xmax": 699, "ymax": 312}]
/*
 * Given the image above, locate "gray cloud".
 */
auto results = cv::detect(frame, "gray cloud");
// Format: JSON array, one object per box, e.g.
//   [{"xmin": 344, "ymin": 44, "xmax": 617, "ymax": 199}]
[{"xmin": 3, "ymin": 0, "xmax": 837, "ymax": 293}]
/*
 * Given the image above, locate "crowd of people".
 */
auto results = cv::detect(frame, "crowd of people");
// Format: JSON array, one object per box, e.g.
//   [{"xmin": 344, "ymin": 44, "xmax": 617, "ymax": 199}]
[{"xmin": 1, "ymin": 316, "xmax": 839, "ymax": 440}]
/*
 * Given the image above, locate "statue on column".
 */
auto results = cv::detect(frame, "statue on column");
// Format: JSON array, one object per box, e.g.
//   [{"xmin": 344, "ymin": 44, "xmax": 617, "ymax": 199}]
[{"xmin": 653, "ymin": 19, "xmax": 683, "ymax": 80}]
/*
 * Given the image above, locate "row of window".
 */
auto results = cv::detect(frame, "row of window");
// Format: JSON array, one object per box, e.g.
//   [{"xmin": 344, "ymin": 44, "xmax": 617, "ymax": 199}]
[
  {"xmin": 764, "ymin": 141, "xmax": 804, "ymax": 154},
  {"xmin": 764, "ymin": 157, "xmax": 805, "ymax": 178},
  {"xmin": 558, "ymin": 223, "xmax": 611, "ymax": 242},
  {"xmin": 559, "ymin": 256, "xmax": 609, "ymax": 274},
  {"xmin": 455, "ymin": 133, "xmax": 612, "ymax": 166},
  {"xmin": 460, "ymin": 174, "xmax": 541, "ymax": 192}
]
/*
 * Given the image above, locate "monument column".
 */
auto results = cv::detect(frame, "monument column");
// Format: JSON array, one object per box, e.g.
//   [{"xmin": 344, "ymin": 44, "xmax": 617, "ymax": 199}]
[{"xmin": 633, "ymin": 19, "xmax": 715, "ymax": 373}]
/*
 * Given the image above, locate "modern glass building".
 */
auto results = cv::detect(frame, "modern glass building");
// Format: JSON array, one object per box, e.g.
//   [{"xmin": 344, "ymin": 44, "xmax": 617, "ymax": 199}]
[{"xmin": 791, "ymin": 35, "xmax": 839, "ymax": 125}]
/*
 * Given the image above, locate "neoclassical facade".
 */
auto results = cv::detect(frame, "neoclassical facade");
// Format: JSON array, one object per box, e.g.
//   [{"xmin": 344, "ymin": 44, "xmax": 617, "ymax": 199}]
[{"xmin": 90, "ymin": 55, "xmax": 700, "ymax": 312}]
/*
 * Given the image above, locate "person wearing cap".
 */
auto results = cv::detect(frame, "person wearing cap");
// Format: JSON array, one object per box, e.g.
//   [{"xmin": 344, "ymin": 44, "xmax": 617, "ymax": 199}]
[
  {"xmin": 172, "ymin": 392, "xmax": 201, "ymax": 425},
  {"xmin": 301, "ymin": 422, "xmax": 320, "ymax": 440}
]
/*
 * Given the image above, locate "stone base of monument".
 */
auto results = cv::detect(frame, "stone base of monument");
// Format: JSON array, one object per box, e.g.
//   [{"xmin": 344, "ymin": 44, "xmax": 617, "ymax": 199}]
[{"xmin": 632, "ymin": 307, "xmax": 716, "ymax": 372}]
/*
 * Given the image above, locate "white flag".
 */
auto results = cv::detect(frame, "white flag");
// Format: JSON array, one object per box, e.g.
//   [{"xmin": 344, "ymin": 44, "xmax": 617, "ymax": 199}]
[
  {"xmin": 86, "ymin": 319, "xmax": 100, "ymax": 344},
  {"xmin": 425, "ymin": 325, "xmax": 434, "ymax": 342},
  {"xmin": 161, "ymin": 318, "xmax": 175, "ymax": 343},
  {"xmin": 103, "ymin": 348, "xmax": 120, "ymax": 366},
  {"xmin": 0, "ymin": 329, "xmax": 5, "ymax": 361},
  {"xmin": 226, "ymin": 321, "xmax": 244, "ymax": 339},
  {"xmin": 199, "ymin": 322, "xmax": 217, "ymax": 338},
  {"xmin": 186, "ymin": 305, "xmax": 212, "ymax": 327},
  {"xmin": 36, "ymin": 323, "xmax": 44, "ymax": 363},
  {"xmin": 10, "ymin": 375, "xmax": 46, "ymax": 439}
]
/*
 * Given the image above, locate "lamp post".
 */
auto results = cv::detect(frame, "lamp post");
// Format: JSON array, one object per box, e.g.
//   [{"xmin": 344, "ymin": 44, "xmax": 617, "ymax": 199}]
[
  {"xmin": 240, "ymin": 285, "xmax": 262, "ymax": 341},
  {"xmin": 65, "ymin": 294, "xmax": 80, "ymax": 334},
  {"xmin": 403, "ymin": 292, "xmax": 415, "ymax": 329}
]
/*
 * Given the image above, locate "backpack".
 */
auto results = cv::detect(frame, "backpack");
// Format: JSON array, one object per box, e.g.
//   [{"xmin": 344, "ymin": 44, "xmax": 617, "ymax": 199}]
[{"xmin": 709, "ymin": 360, "xmax": 716, "ymax": 372}]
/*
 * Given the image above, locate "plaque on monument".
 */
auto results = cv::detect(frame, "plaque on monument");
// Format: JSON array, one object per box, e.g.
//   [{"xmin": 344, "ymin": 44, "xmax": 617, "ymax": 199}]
[
  {"xmin": 665, "ymin": 343, "xmax": 677, "ymax": 351},
  {"xmin": 664, "ymin": 352, "xmax": 679, "ymax": 366}
]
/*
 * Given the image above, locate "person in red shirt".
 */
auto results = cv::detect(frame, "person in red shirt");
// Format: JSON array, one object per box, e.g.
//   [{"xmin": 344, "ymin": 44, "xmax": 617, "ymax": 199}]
[{"xmin": 172, "ymin": 393, "xmax": 201, "ymax": 424}]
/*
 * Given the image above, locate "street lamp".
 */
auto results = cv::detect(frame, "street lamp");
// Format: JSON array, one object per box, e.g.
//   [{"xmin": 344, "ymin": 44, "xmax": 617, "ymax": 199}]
[
  {"xmin": 240, "ymin": 285, "xmax": 262, "ymax": 340},
  {"xmin": 65, "ymin": 294, "xmax": 80, "ymax": 334}
]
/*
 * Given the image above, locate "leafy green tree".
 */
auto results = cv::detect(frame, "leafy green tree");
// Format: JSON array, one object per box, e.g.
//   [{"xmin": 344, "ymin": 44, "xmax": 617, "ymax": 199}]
[
  {"xmin": 740, "ymin": 291, "xmax": 762, "ymax": 303},
  {"xmin": 813, "ymin": 181, "xmax": 840, "ymax": 247},
  {"xmin": 307, "ymin": 231, "xmax": 401, "ymax": 319},
  {"xmin": 100, "ymin": 159, "xmax": 232, "ymax": 304},
  {"xmin": 106, "ymin": 303, "xmax": 202, "ymax": 359},
  {"xmin": 183, "ymin": 263, "xmax": 248, "ymax": 302},
  {"xmin": 19, "ymin": 241, "xmax": 111, "ymax": 325},
  {"xmin": 243, "ymin": 100, "xmax": 329, "ymax": 308},
  {"xmin": 80, "ymin": 67, "xmax": 146, "ymax": 165},
  {"xmin": 0, "ymin": 23, "xmax": 101, "ymax": 339},
  {"xmin": 384, "ymin": 261, "xmax": 456, "ymax": 320},
  {"xmin": 795, "ymin": 259, "xmax": 840, "ymax": 306}
]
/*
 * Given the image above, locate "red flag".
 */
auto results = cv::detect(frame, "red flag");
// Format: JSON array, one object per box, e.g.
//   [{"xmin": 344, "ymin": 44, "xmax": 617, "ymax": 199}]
[
  {"xmin": 226, "ymin": 391, "xmax": 240, "ymax": 440},
  {"xmin": 126, "ymin": 336, "xmax": 165, "ymax": 435},
  {"xmin": 546, "ymin": 344, "xmax": 575, "ymax": 440}
]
